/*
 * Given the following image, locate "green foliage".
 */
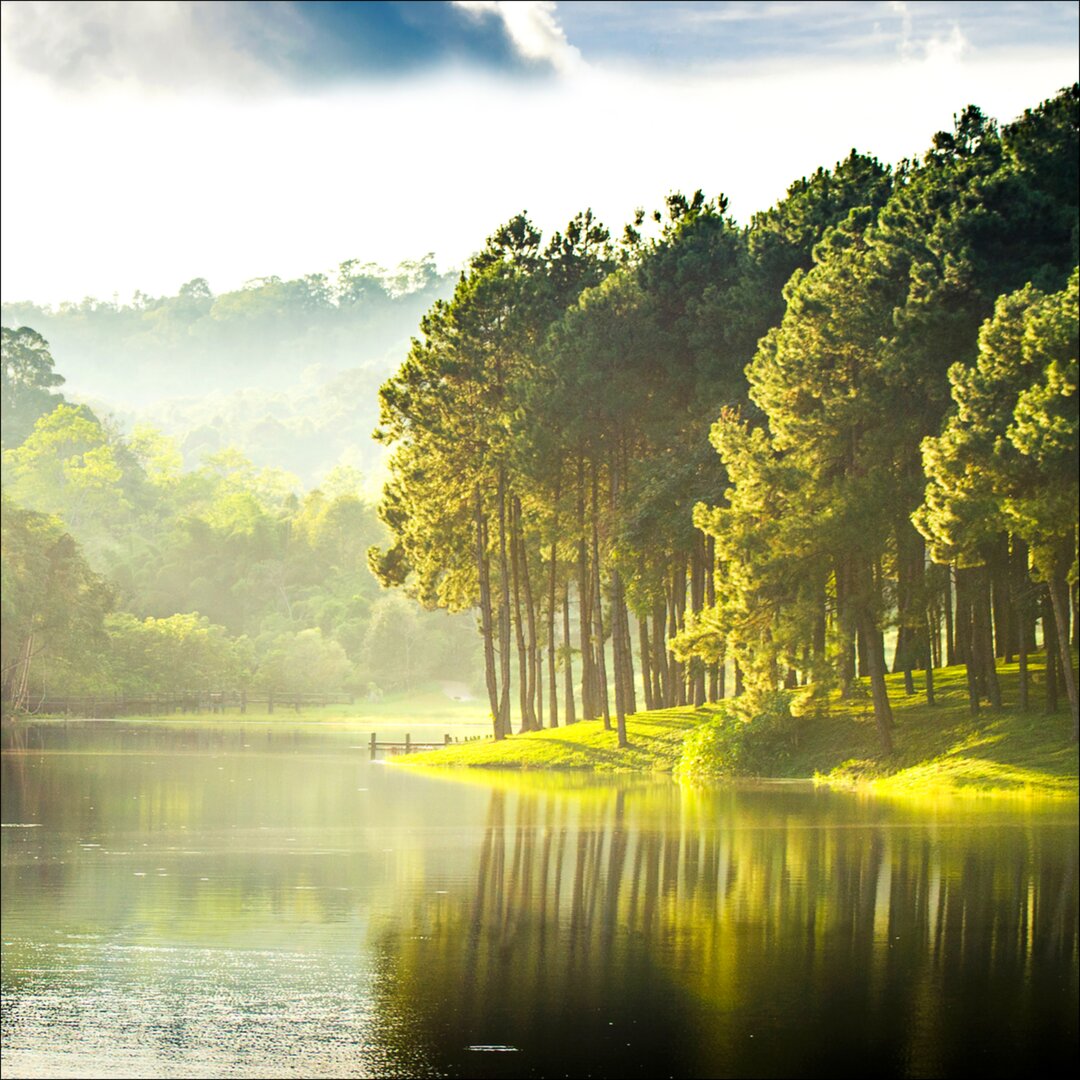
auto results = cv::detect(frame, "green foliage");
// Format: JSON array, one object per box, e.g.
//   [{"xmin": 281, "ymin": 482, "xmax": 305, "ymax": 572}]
[
  {"xmin": 1, "ymin": 497, "xmax": 111, "ymax": 706},
  {"xmin": 675, "ymin": 692, "xmax": 798, "ymax": 781},
  {"xmin": 1, "ymin": 326, "xmax": 66, "ymax": 449},
  {"xmin": 918, "ymin": 268, "xmax": 1079, "ymax": 581},
  {"xmin": 105, "ymin": 612, "xmax": 240, "ymax": 694}
]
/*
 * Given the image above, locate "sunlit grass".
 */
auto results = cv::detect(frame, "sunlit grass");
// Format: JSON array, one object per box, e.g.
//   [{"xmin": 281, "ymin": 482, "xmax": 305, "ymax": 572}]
[
  {"xmin": 398, "ymin": 653, "xmax": 1079, "ymax": 798},
  {"xmin": 400, "ymin": 710, "xmax": 703, "ymax": 772}
]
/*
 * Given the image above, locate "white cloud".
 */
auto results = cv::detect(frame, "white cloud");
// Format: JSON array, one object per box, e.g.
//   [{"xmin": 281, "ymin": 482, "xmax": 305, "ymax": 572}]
[
  {"xmin": 1, "ymin": 10, "xmax": 1076, "ymax": 305},
  {"xmin": 454, "ymin": 0, "xmax": 582, "ymax": 73},
  {"xmin": 0, "ymin": 1, "xmax": 294, "ymax": 92}
]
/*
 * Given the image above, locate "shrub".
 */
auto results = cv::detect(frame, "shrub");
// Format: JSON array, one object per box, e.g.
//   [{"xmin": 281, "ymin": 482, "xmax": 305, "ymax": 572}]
[{"xmin": 676, "ymin": 691, "xmax": 798, "ymax": 781}]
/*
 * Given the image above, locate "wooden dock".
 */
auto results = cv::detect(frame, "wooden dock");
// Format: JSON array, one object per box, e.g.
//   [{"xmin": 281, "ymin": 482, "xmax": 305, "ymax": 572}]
[{"xmin": 369, "ymin": 732, "xmax": 454, "ymax": 758}]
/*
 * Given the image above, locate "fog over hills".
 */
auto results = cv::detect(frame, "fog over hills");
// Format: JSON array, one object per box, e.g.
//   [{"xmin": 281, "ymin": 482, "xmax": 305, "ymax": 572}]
[{"xmin": 1, "ymin": 255, "xmax": 457, "ymax": 489}]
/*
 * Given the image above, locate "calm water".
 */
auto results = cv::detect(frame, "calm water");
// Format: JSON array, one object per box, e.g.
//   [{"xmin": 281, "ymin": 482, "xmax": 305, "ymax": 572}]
[{"xmin": 1, "ymin": 722, "xmax": 1077, "ymax": 1079}]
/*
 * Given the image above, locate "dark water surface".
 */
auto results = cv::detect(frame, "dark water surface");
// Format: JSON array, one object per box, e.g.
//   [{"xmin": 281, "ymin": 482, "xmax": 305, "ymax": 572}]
[{"xmin": 1, "ymin": 721, "xmax": 1077, "ymax": 1078}]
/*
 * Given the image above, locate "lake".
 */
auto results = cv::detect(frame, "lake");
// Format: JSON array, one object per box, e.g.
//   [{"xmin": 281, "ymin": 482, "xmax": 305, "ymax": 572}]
[{"xmin": 2, "ymin": 721, "xmax": 1077, "ymax": 1078}]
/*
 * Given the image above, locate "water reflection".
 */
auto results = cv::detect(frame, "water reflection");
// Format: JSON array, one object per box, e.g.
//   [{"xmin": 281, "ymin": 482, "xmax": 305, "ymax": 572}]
[
  {"xmin": 375, "ymin": 778, "xmax": 1079, "ymax": 1078},
  {"xmin": 2, "ymin": 724, "xmax": 1077, "ymax": 1079}
]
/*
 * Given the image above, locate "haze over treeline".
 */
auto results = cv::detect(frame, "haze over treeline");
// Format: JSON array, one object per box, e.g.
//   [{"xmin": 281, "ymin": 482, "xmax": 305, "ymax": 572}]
[{"xmin": 2, "ymin": 256, "xmax": 457, "ymax": 486}]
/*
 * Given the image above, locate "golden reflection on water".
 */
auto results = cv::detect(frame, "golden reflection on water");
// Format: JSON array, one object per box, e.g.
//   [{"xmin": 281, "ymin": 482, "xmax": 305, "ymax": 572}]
[
  {"xmin": 377, "ymin": 775, "xmax": 1079, "ymax": 1078},
  {"xmin": 1, "ymin": 724, "xmax": 1077, "ymax": 1079}
]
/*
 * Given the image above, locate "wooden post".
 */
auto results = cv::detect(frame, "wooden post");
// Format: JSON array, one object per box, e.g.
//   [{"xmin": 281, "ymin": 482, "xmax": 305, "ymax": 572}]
[
  {"xmin": 405, "ymin": 733, "xmax": 411, "ymax": 754},
  {"xmin": 370, "ymin": 732, "xmax": 377, "ymax": 760}
]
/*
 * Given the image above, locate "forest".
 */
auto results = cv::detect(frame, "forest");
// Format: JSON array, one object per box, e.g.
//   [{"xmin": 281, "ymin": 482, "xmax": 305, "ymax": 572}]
[
  {"xmin": 2, "ymin": 85, "xmax": 1077, "ymax": 753},
  {"xmin": 371, "ymin": 84, "xmax": 1078, "ymax": 750}
]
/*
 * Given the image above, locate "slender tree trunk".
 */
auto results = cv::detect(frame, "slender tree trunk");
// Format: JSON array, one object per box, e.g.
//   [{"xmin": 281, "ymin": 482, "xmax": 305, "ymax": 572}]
[
  {"xmin": 607, "ymin": 454, "xmax": 629, "ymax": 747},
  {"xmin": 562, "ymin": 582, "xmax": 577, "ymax": 725},
  {"xmin": 548, "ymin": 541, "xmax": 559, "ymax": 728},
  {"xmin": 923, "ymin": 611, "xmax": 936, "ymax": 706},
  {"xmin": 670, "ymin": 564, "xmax": 687, "ymax": 706},
  {"xmin": 975, "ymin": 565, "xmax": 1002, "ymax": 708},
  {"xmin": 496, "ymin": 467, "xmax": 512, "ymax": 738},
  {"xmin": 706, "ymin": 537, "xmax": 719, "ymax": 703},
  {"xmin": 836, "ymin": 559, "xmax": 856, "ymax": 696},
  {"xmin": 690, "ymin": 537, "xmax": 706, "ymax": 707},
  {"xmin": 929, "ymin": 586, "xmax": 942, "ymax": 670},
  {"xmin": 11, "ymin": 633, "xmax": 34, "ymax": 713},
  {"xmin": 517, "ymin": 499, "xmax": 540, "ymax": 730},
  {"xmin": 612, "ymin": 568, "xmax": 629, "ymax": 747},
  {"xmin": 1044, "ymin": 593, "xmax": 1059, "ymax": 714},
  {"xmin": 1013, "ymin": 538, "xmax": 1029, "ymax": 713},
  {"xmin": 956, "ymin": 567, "xmax": 979, "ymax": 714},
  {"xmin": 1048, "ymin": 559, "xmax": 1079, "ymax": 741},
  {"xmin": 475, "ymin": 486, "xmax": 501, "ymax": 740},
  {"xmin": 620, "ymin": 597, "xmax": 636, "ymax": 716},
  {"xmin": 576, "ymin": 459, "xmax": 595, "ymax": 719},
  {"xmin": 590, "ymin": 465, "xmax": 610, "ymax": 730},
  {"xmin": 944, "ymin": 565, "xmax": 956, "ymax": 667},
  {"xmin": 991, "ymin": 537, "xmax": 1013, "ymax": 661},
  {"xmin": 510, "ymin": 499, "xmax": 530, "ymax": 733},
  {"xmin": 856, "ymin": 605, "xmax": 894, "ymax": 754},
  {"xmin": 652, "ymin": 602, "xmax": 668, "ymax": 708},
  {"xmin": 639, "ymin": 613, "xmax": 654, "ymax": 712}
]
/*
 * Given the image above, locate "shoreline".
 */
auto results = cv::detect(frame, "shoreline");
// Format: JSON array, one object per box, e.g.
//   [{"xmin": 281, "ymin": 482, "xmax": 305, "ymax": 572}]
[{"xmin": 396, "ymin": 659, "xmax": 1080, "ymax": 800}]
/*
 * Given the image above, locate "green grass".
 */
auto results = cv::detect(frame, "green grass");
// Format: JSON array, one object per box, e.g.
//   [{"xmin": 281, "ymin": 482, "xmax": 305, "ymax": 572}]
[
  {"xmin": 399, "ymin": 709, "xmax": 702, "ymax": 772},
  {"xmin": 811, "ymin": 656, "xmax": 1078, "ymax": 798},
  {"xmin": 398, "ymin": 655, "xmax": 1079, "ymax": 798}
]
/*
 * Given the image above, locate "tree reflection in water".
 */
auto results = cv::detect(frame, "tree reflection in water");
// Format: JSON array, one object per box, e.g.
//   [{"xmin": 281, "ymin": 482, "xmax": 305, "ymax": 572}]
[{"xmin": 374, "ymin": 779, "xmax": 1078, "ymax": 1079}]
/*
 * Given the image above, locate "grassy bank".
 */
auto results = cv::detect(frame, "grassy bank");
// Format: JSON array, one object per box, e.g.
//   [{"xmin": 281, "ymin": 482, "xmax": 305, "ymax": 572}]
[
  {"xmin": 399, "ymin": 655, "xmax": 1079, "ymax": 798},
  {"xmin": 400, "ymin": 709, "xmax": 701, "ymax": 772}
]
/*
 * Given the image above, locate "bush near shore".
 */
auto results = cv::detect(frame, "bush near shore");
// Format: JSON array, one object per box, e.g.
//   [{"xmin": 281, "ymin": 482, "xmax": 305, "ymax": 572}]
[{"xmin": 400, "ymin": 655, "xmax": 1079, "ymax": 798}]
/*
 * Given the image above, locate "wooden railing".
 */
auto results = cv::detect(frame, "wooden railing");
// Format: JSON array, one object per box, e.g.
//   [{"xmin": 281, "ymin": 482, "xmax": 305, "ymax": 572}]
[{"xmin": 12, "ymin": 690, "xmax": 355, "ymax": 718}]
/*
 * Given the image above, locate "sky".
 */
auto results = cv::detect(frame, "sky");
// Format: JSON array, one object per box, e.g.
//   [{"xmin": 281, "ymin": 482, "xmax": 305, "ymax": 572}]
[{"xmin": 1, "ymin": 1, "xmax": 1077, "ymax": 305}]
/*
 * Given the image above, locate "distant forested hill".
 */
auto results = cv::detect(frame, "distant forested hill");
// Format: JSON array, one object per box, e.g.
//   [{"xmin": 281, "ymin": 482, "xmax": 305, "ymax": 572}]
[{"xmin": 2, "ymin": 256, "xmax": 457, "ymax": 486}]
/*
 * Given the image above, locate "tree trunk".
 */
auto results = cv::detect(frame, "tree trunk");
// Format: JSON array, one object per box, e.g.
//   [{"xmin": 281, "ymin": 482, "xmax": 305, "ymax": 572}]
[
  {"xmin": 689, "ymin": 537, "xmax": 706, "ymax": 707},
  {"xmin": 548, "ymin": 541, "xmax": 559, "ymax": 728},
  {"xmin": 562, "ymin": 581, "xmax": 577, "ymax": 725},
  {"xmin": 639, "ymin": 612, "xmax": 654, "ymax": 712},
  {"xmin": 1044, "ymin": 593, "xmax": 1059, "ymax": 714},
  {"xmin": 612, "ymin": 568, "xmax": 629, "ymax": 748},
  {"xmin": 991, "ymin": 537, "xmax": 1013, "ymax": 661},
  {"xmin": 670, "ymin": 564, "xmax": 686, "ymax": 706},
  {"xmin": 1049, "ymin": 559, "xmax": 1079, "ymax": 741},
  {"xmin": 943, "ymin": 565, "xmax": 956, "ymax": 667},
  {"xmin": 974, "ymin": 564, "xmax": 1002, "ymax": 708},
  {"xmin": 576, "ymin": 459, "xmax": 595, "ymax": 719},
  {"xmin": 590, "ymin": 465, "xmax": 610, "ymax": 729},
  {"xmin": 1013, "ymin": 538, "xmax": 1029, "ymax": 712},
  {"xmin": 956, "ymin": 566, "xmax": 980, "ymax": 714},
  {"xmin": 474, "ymin": 487, "xmax": 501, "ymax": 739},
  {"xmin": 856, "ymin": 605, "xmax": 894, "ymax": 755},
  {"xmin": 923, "ymin": 611, "xmax": 936, "ymax": 706},
  {"xmin": 510, "ymin": 498, "xmax": 531, "ymax": 734},
  {"xmin": 496, "ymin": 467, "xmax": 512, "ymax": 738},
  {"xmin": 835, "ymin": 559, "xmax": 856, "ymax": 696},
  {"xmin": 653, "ymin": 602, "xmax": 668, "ymax": 707},
  {"xmin": 517, "ymin": 498, "xmax": 540, "ymax": 731}
]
